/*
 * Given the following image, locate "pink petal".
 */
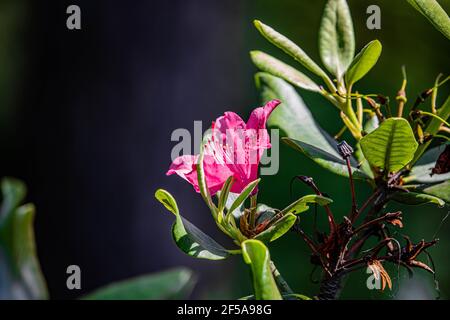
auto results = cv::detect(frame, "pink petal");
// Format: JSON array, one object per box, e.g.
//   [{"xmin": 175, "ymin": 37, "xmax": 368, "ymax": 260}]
[
  {"xmin": 246, "ymin": 99, "xmax": 281, "ymax": 131},
  {"xmin": 213, "ymin": 111, "xmax": 246, "ymax": 135},
  {"xmin": 166, "ymin": 155, "xmax": 200, "ymax": 191},
  {"xmin": 167, "ymin": 154, "xmax": 234, "ymax": 196}
]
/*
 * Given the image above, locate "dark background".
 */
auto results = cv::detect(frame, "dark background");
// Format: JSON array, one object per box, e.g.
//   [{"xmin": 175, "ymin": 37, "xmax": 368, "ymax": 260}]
[{"xmin": 0, "ymin": 0, "xmax": 449, "ymax": 299}]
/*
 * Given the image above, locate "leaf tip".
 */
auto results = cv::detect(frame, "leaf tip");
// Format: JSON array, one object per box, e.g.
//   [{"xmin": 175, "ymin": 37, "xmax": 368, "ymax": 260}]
[{"xmin": 155, "ymin": 188, "xmax": 179, "ymax": 215}]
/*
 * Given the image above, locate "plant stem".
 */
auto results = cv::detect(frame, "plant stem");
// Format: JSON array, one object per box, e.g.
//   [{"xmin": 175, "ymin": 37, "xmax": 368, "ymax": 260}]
[
  {"xmin": 396, "ymin": 69, "xmax": 407, "ymax": 117},
  {"xmin": 345, "ymin": 157, "xmax": 358, "ymax": 219},
  {"xmin": 317, "ymin": 273, "xmax": 343, "ymax": 300}
]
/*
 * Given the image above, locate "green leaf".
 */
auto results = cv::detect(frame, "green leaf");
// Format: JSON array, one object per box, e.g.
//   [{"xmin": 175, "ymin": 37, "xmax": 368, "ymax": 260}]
[
  {"xmin": 156, "ymin": 189, "xmax": 230, "ymax": 260},
  {"xmin": 354, "ymin": 115, "xmax": 379, "ymax": 178},
  {"xmin": 283, "ymin": 137, "xmax": 370, "ymax": 179},
  {"xmin": 228, "ymin": 179, "xmax": 260, "ymax": 216},
  {"xmin": 390, "ymin": 192, "xmax": 445, "ymax": 207},
  {"xmin": 177, "ymin": 218, "xmax": 229, "ymax": 259},
  {"xmin": 319, "ymin": 0, "xmax": 355, "ymax": 79},
  {"xmin": 196, "ymin": 144, "xmax": 216, "ymax": 215},
  {"xmin": 407, "ymin": 146, "xmax": 450, "ymax": 183},
  {"xmin": 253, "ymin": 20, "xmax": 333, "ymax": 88},
  {"xmin": 242, "ymin": 240, "xmax": 282, "ymax": 300},
  {"xmin": 279, "ymin": 194, "xmax": 333, "ymax": 215},
  {"xmin": 173, "ymin": 215, "xmax": 230, "ymax": 260},
  {"xmin": 360, "ymin": 118, "xmax": 418, "ymax": 173},
  {"xmin": 250, "ymin": 51, "xmax": 321, "ymax": 93},
  {"xmin": 0, "ymin": 177, "xmax": 26, "ymax": 226},
  {"xmin": 240, "ymin": 293, "xmax": 312, "ymax": 300},
  {"xmin": 218, "ymin": 176, "xmax": 234, "ymax": 213},
  {"xmin": 82, "ymin": 268, "xmax": 196, "ymax": 300},
  {"xmin": 364, "ymin": 114, "xmax": 380, "ymax": 134},
  {"xmin": 155, "ymin": 189, "xmax": 179, "ymax": 215},
  {"xmin": 423, "ymin": 180, "xmax": 450, "ymax": 203},
  {"xmin": 225, "ymin": 192, "xmax": 245, "ymax": 220},
  {"xmin": 256, "ymin": 73, "xmax": 368, "ymax": 179},
  {"xmin": 408, "ymin": 0, "xmax": 450, "ymax": 40},
  {"xmin": 254, "ymin": 213, "xmax": 297, "ymax": 243},
  {"xmin": 345, "ymin": 40, "xmax": 382, "ymax": 86},
  {"xmin": 11, "ymin": 204, "xmax": 49, "ymax": 299},
  {"xmin": 0, "ymin": 178, "xmax": 48, "ymax": 300}
]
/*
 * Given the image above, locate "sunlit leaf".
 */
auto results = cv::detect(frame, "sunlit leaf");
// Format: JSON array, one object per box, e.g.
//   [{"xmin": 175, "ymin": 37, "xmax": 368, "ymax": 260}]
[
  {"xmin": 390, "ymin": 191, "xmax": 445, "ymax": 207},
  {"xmin": 253, "ymin": 20, "xmax": 330, "ymax": 81},
  {"xmin": 279, "ymin": 194, "xmax": 333, "ymax": 215},
  {"xmin": 345, "ymin": 40, "xmax": 382, "ymax": 86},
  {"xmin": 155, "ymin": 189, "xmax": 179, "ymax": 215},
  {"xmin": 242, "ymin": 240, "xmax": 282, "ymax": 300},
  {"xmin": 407, "ymin": 0, "xmax": 450, "ymax": 40},
  {"xmin": 251, "ymin": 51, "xmax": 321, "ymax": 93},
  {"xmin": 360, "ymin": 118, "xmax": 418, "ymax": 173},
  {"xmin": 319, "ymin": 0, "xmax": 355, "ymax": 79},
  {"xmin": 218, "ymin": 176, "xmax": 234, "ymax": 213},
  {"xmin": 155, "ymin": 189, "xmax": 230, "ymax": 260},
  {"xmin": 228, "ymin": 179, "xmax": 260, "ymax": 216},
  {"xmin": 254, "ymin": 213, "xmax": 296, "ymax": 243}
]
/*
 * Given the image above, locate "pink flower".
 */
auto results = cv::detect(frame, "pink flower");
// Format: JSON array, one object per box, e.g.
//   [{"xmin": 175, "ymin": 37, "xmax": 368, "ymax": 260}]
[{"xmin": 167, "ymin": 100, "xmax": 281, "ymax": 196}]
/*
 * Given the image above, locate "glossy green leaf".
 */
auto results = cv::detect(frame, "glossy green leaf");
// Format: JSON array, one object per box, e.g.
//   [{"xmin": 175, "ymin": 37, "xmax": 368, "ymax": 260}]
[
  {"xmin": 390, "ymin": 191, "xmax": 445, "ymax": 207},
  {"xmin": 256, "ymin": 73, "xmax": 367, "ymax": 179},
  {"xmin": 253, "ymin": 20, "xmax": 331, "ymax": 83},
  {"xmin": 228, "ymin": 179, "xmax": 260, "ymax": 215},
  {"xmin": 408, "ymin": 0, "xmax": 450, "ymax": 40},
  {"xmin": 83, "ymin": 268, "xmax": 196, "ymax": 300},
  {"xmin": 155, "ymin": 189, "xmax": 179, "ymax": 215},
  {"xmin": 250, "ymin": 51, "xmax": 321, "ymax": 92},
  {"xmin": 172, "ymin": 215, "xmax": 230, "ymax": 260},
  {"xmin": 319, "ymin": 0, "xmax": 355, "ymax": 79},
  {"xmin": 423, "ymin": 180, "xmax": 450, "ymax": 203},
  {"xmin": 218, "ymin": 176, "xmax": 234, "ymax": 213},
  {"xmin": 254, "ymin": 213, "xmax": 296, "ymax": 243},
  {"xmin": 279, "ymin": 194, "xmax": 333, "ymax": 216},
  {"xmin": 155, "ymin": 189, "xmax": 230, "ymax": 260},
  {"xmin": 407, "ymin": 146, "xmax": 450, "ymax": 183},
  {"xmin": 242, "ymin": 240, "xmax": 282, "ymax": 300},
  {"xmin": 360, "ymin": 118, "xmax": 418, "ymax": 173},
  {"xmin": 283, "ymin": 137, "xmax": 370, "ymax": 179},
  {"xmin": 345, "ymin": 40, "xmax": 382, "ymax": 86},
  {"xmin": 225, "ymin": 192, "xmax": 245, "ymax": 220}
]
